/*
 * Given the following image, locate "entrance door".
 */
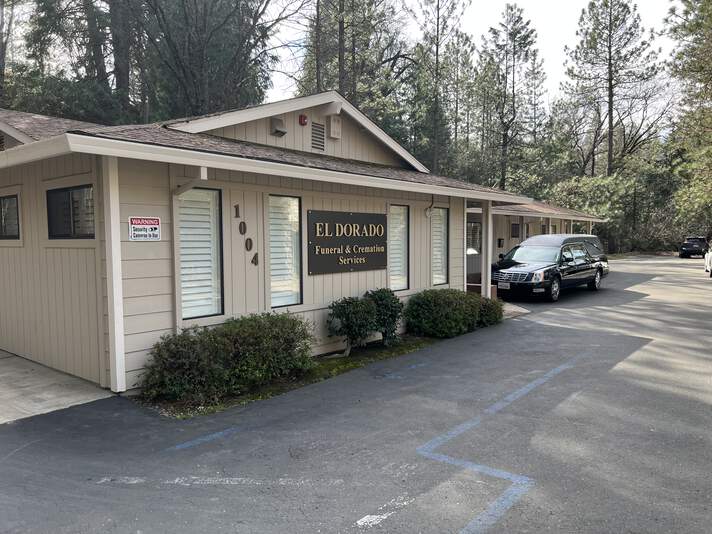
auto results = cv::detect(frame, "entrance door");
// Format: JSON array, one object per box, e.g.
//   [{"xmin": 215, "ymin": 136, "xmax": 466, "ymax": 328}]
[{"xmin": 230, "ymin": 189, "xmax": 265, "ymax": 315}]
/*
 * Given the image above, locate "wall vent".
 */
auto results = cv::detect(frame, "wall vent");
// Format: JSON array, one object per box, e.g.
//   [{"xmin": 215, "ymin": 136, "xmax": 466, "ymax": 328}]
[{"xmin": 311, "ymin": 122, "xmax": 325, "ymax": 151}]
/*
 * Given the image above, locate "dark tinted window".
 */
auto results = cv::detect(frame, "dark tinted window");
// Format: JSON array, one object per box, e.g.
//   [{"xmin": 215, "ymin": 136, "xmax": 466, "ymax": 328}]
[
  {"xmin": 0, "ymin": 195, "xmax": 19, "ymax": 239},
  {"xmin": 584, "ymin": 239, "xmax": 603, "ymax": 256},
  {"xmin": 47, "ymin": 185, "xmax": 95, "ymax": 239}
]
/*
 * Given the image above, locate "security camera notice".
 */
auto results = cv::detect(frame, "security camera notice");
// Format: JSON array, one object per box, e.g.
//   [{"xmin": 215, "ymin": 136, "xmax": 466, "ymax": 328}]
[
  {"xmin": 128, "ymin": 217, "xmax": 161, "ymax": 241},
  {"xmin": 307, "ymin": 210, "xmax": 387, "ymax": 274}
]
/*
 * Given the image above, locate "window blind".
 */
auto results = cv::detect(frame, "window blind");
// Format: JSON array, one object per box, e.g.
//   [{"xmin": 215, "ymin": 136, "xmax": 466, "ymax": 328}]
[
  {"xmin": 269, "ymin": 195, "xmax": 301, "ymax": 307},
  {"xmin": 431, "ymin": 207, "xmax": 448, "ymax": 285},
  {"xmin": 179, "ymin": 189, "xmax": 223, "ymax": 319},
  {"xmin": 389, "ymin": 205, "xmax": 408, "ymax": 290}
]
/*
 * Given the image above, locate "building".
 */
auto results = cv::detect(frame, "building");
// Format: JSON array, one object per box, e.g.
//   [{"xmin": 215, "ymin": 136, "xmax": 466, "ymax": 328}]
[
  {"xmin": 466, "ymin": 201, "xmax": 605, "ymax": 289},
  {"xmin": 0, "ymin": 92, "xmax": 533, "ymax": 392}
]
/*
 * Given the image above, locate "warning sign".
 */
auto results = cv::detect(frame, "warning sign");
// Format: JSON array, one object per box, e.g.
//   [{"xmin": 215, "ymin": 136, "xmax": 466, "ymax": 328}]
[{"xmin": 128, "ymin": 217, "xmax": 161, "ymax": 241}]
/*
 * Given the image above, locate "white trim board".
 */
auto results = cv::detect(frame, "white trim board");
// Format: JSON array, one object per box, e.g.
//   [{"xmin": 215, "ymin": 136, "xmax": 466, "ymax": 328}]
[
  {"xmin": 466, "ymin": 206, "xmax": 603, "ymax": 223},
  {"xmin": 0, "ymin": 121, "xmax": 35, "ymax": 145},
  {"xmin": 167, "ymin": 91, "xmax": 431, "ymax": 173},
  {"xmin": 0, "ymin": 132, "xmax": 532, "ymax": 204},
  {"xmin": 65, "ymin": 134, "xmax": 531, "ymax": 204}
]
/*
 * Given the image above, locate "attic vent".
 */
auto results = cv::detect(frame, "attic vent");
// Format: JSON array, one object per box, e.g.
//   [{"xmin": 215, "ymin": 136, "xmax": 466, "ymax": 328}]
[{"xmin": 311, "ymin": 122, "xmax": 325, "ymax": 151}]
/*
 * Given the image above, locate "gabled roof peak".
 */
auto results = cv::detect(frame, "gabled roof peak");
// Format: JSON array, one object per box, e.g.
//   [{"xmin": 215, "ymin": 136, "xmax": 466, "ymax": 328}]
[{"xmin": 166, "ymin": 91, "xmax": 429, "ymax": 173}]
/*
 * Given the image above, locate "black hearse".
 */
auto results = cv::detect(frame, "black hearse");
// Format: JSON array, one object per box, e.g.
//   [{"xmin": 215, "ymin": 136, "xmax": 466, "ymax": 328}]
[{"xmin": 493, "ymin": 234, "xmax": 609, "ymax": 302}]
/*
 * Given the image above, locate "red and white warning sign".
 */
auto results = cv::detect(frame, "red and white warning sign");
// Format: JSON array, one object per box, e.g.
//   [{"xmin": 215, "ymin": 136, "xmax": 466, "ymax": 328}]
[{"xmin": 128, "ymin": 217, "xmax": 161, "ymax": 241}]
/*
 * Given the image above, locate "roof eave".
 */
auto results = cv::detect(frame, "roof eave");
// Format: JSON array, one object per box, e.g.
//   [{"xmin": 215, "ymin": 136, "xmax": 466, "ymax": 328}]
[
  {"xmin": 62, "ymin": 133, "xmax": 530, "ymax": 203},
  {"xmin": 0, "ymin": 121, "xmax": 36, "ymax": 144},
  {"xmin": 0, "ymin": 134, "xmax": 71, "ymax": 167}
]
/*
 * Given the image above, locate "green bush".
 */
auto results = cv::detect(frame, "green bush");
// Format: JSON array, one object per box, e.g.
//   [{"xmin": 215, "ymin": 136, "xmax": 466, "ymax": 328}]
[
  {"xmin": 219, "ymin": 314, "xmax": 314, "ymax": 390},
  {"xmin": 364, "ymin": 288, "xmax": 404, "ymax": 345},
  {"xmin": 405, "ymin": 289, "xmax": 480, "ymax": 338},
  {"xmin": 327, "ymin": 296, "xmax": 377, "ymax": 355},
  {"xmin": 141, "ymin": 327, "xmax": 234, "ymax": 405},
  {"xmin": 140, "ymin": 313, "xmax": 314, "ymax": 405},
  {"xmin": 478, "ymin": 297, "xmax": 504, "ymax": 326}
]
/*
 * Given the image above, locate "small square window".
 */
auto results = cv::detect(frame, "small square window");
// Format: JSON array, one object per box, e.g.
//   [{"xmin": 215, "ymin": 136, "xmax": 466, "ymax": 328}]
[
  {"xmin": 47, "ymin": 185, "xmax": 95, "ymax": 239},
  {"xmin": 0, "ymin": 194, "xmax": 19, "ymax": 240},
  {"xmin": 511, "ymin": 223, "xmax": 520, "ymax": 239}
]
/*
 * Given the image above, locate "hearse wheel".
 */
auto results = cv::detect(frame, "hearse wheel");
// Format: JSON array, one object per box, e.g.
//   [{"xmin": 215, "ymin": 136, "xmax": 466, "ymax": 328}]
[
  {"xmin": 588, "ymin": 269, "xmax": 602, "ymax": 291},
  {"xmin": 547, "ymin": 276, "xmax": 561, "ymax": 302}
]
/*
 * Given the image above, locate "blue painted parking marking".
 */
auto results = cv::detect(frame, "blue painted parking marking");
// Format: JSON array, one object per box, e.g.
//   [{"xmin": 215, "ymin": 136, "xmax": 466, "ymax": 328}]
[
  {"xmin": 417, "ymin": 356, "xmax": 580, "ymax": 533},
  {"xmin": 166, "ymin": 426, "xmax": 240, "ymax": 451}
]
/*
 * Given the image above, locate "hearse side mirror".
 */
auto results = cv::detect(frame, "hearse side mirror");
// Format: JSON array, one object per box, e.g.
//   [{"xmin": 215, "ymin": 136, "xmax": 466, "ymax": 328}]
[{"xmin": 498, "ymin": 253, "xmax": 504, "ymax": 260}]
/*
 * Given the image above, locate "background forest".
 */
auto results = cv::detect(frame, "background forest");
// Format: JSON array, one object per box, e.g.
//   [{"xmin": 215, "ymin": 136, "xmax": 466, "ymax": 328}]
[{"xmin": 0, "ymin": 0, "xmax": 709, "ymax": 252}]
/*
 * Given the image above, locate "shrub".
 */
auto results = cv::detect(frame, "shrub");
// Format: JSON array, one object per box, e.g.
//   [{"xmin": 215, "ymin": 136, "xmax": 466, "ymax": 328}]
[
  {"xmin": 364, "ymin": 288, "xmax": 404, "ymax": 345},
  {"xmin": 140, "ymin": 313, "xmax": 314, "ymax": 405},
  {"xmin": 219, "ymin": 313, "xmax": 314, "ymax": 390},
  {"xmin": 405, "ymin": 289, "xmax": 480, "ymax": 338},
  {"xmin": 327, "ymin": 296, "xmax": 377, "ymax": 355},
  {"xmin": 141, "ymin": 327, "xmax": 234, "ymax": 405},
  {"xmin": 478, "ymin": 297, "xmax": 504, "ymax": 326}
]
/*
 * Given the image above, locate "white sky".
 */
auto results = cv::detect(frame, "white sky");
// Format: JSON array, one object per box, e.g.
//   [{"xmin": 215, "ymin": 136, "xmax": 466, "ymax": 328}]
[{"xmin": 266, "ymin": 0, "xmax": 675, "ymax": 103}]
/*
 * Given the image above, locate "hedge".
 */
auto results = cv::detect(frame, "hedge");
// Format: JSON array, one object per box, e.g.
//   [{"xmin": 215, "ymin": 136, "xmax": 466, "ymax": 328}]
[{"xmin": 141, "ymin": 313, "xmax": 314, "ymax": 405}]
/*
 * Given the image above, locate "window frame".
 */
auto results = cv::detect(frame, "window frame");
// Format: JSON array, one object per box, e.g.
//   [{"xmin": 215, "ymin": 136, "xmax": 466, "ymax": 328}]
[
  {"xmin": 431, "ymin": 206, "xmax": 449, "ymax": 286},
  {"xmin": 269, "ymin": 194, "xmax": 303, "ymax": 309},
  {"xmin": 388, "ymin": 204, "xmax": 410, "ymax": 292},
  {"xmin": 510, "ymin": 222, "xmax": 520, "ymax": 239},
  {"xmin": 46, "ymin": 184, "xmax": 96, "ymax": 240},
  {"xmin": 179, "ymin": 187, "xmax": 225, "ymax": 321},
  {"xmin": 0, "ymin": 193, "xmax": 20, "ymax": 241}
]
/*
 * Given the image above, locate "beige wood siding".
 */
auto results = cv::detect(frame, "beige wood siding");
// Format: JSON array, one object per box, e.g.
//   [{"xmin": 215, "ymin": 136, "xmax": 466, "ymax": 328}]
[
  {"xmin": 0, "ymin": 154, "xmax": 106, "ymax": 384},
  {"xmin": 206, "ymin": 111, "xmax": 407, "ymax": 167},
  {"xmin": 118, "ymin": 159, "xmax": 466, "ymax": 387}
]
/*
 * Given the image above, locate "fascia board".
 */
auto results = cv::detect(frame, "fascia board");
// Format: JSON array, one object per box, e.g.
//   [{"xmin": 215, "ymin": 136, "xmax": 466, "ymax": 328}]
[
  {"xmin": 0, "ymin": 135, "xmax": 72, "ymax": 168},
  {"xmin": 66, "ymin": 133, "xmax": 531, "ymax": 204}
]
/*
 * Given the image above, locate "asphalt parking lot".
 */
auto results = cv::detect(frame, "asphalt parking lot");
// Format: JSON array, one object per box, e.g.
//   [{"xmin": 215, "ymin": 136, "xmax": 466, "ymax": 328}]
[{"xmin": 1, "ymin": 256, "xmax": 711, "ymax": 533}]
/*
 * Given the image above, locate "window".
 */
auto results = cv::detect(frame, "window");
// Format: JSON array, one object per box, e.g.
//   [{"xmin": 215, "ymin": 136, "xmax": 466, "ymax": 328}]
[
  {"xmin": 269, "ymin": 195, "xmax": 302, "ymax": 307},
  {"xmin": 0, "ymin": 195, "xmax": 19, "ymax": 239},
  {"xmin": 389, "ymin": 205, "xmax": 409, "ymax": 290},
  {"xmin": 466, "ymin": 221, "xmax": 481, "ymax": 254},
  {"xmin": 552, "ymin": 224, "xmax": 558, "ymax": 234},
  {"xmin": 179, "ymin": 188, "xmax": 223, "ymax": 319},
  {"xmin": 571, "ymin": 244, "xmax": 588, "ymax": 262},
  {"xmin": 46, "ymin": 185, "xmax": 94, "ymax": 239},
  {"xmin": 511, "ymin": 223, "xmax": 520, "ymax": 239},
  {"xmin": 541, "ymin": 224, "xmax": 547, "ymax": 234},
  {"xmin": 431, "ymin": 207, "xmax": 448, "ymax": 285}
]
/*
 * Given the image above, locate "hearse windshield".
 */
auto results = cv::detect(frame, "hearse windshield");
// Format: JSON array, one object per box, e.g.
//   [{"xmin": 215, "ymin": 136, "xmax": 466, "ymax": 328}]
[{"xmin": 504, "ymin": 245, "xmax": 560, "ymax": 263}]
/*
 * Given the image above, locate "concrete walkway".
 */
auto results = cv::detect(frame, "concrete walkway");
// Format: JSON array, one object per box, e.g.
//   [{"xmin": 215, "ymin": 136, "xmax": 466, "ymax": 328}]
[{"xmin": 0, "ymin": 350, "xmax": 112, "ymax": 424}]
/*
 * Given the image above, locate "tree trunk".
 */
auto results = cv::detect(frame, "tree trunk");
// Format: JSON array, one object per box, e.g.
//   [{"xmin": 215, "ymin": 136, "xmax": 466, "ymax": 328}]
[
  {"xmin": 432, "ymin": 0, "xmax": 441, "ymax": 173},
  {"xmin": 83, "ymin": 0, "xmax": 110, "ymax": 93},
  {"xmin": 108, "ymin": 0, "xmax": 131, "ymax": 118},
  {"xmin": 500, "ymin": 128, "xmax": 508, "ymax": 189},
  {"xmin": 338, "ymin": 0, "xmax": 345, "ymax": 94},
  {"xmin": 606, "ymin": 3, "xmax": 614, "ymax": 176},
  {"xmin": 314, "ymin": 0, "xmax": 323, "ymax": 93},
  {"xmin": 0, "ymin": 0, "xmax": 12, "ymax": 108}
]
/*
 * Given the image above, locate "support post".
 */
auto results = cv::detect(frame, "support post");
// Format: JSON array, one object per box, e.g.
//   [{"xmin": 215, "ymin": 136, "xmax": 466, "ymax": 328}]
[
  {"xmin": 547, "ymin": 217, "xmax": 553, "ymax": 234},
  {"xmin": 588, "ymin": 220, "xmax": 593, "ymax": 234},
  {"xmin": 571, "ymin": 218, "xmax": 575, "ymax": 233},
  {"xmin": 102, "ymin": 156, "xmax": 126, "ymax": 393},
  {"xmin": 481, "ymin": 200, "xmax": 493, "ymax": 298}
]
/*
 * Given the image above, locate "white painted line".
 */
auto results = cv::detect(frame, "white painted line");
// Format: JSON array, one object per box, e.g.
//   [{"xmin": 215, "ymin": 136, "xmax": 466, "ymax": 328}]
[
  {"xmin": 355, "ymin": 494, "xmax": 414, "ymax": 529},
  {"xmin": 96, "ymin": 476, "xmax": 345, "ymax": 488}
]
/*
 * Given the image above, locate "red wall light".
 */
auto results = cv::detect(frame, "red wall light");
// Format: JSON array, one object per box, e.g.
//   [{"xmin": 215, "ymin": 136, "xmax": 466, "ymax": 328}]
[{"xmin": 298, "ymin": 114, "xmax": 308, "ymax": 126}]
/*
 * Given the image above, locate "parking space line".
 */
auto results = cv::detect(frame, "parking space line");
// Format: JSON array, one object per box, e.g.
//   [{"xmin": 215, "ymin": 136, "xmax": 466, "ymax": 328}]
[
  {"xmin": 165, "ymin": 426, "xmax": 240, "ymax": 451},
  {"xmin": 414, "ymin": 356, "xmax": 580, "ymax": 533}
]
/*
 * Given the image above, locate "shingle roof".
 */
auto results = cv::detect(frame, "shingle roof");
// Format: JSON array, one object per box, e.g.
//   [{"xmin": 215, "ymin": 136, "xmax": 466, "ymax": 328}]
[
  {"xmin": 69, "ymin": 123, "xmax": 528, "ymax": 200},
  {"xmin": 0, "ymin": 108, "xmax": 101, "ymax": 141},
  {"xmin": 497, "ymin": 200, "xmax": 604, "ymax": 222}
]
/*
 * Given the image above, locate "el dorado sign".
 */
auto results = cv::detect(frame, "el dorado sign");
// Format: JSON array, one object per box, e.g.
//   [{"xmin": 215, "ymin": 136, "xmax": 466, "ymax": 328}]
[{"xmin": 307, "ymin": 210, "xmax": 387, "ymax": 274}]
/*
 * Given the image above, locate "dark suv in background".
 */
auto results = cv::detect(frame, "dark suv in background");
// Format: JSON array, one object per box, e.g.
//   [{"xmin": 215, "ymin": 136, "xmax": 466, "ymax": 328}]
[
  {"xmin": 493, "ymin": 234, "xmax": 609, "ymax": 302},
  {"xmin": 679, "ymin": 237, "xmax": 708, "ymax": 258}
]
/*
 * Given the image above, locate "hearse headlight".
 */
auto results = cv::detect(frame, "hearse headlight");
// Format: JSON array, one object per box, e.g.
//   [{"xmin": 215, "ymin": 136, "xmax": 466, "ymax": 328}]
[{"xmin": 531, "ymin": 270, "xmax": 546, "ymax": 283}]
